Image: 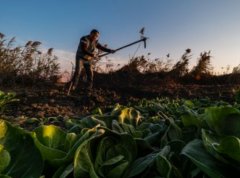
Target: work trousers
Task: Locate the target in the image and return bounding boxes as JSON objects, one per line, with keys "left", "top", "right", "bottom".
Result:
{"left": 71, "top": 57, "right": 94, "bottom": 90}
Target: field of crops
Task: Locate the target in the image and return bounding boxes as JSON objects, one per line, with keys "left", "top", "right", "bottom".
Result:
{"left": 1, "top": 90, "right": 240, "bottom": 178}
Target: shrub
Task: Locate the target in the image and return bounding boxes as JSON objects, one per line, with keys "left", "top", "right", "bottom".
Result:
{"left": 0, "top": 33, "right": 60, "bottom": 85}
{"left": 190, "top": 51, "right": 213, "bottom": 79}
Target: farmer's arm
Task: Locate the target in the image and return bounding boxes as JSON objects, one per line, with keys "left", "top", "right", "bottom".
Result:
{"left": 96, "top": 43, "right": 115, "bottom": 53}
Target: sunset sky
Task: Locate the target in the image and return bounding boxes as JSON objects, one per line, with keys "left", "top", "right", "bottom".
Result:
{"left": 1, "top": 0, "right": 240, "bottom": 73}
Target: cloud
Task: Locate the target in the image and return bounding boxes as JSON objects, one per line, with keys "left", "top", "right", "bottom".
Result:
{"left": 52, "top": 49, "right": 75, "bottom": 72}
{"left": 97, "top": 55, "right": 128, "bottom": 65}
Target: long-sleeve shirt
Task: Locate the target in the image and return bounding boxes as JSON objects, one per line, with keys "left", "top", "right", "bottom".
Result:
{"left": 76, "top": 35, "right": 112, "bottom": 60}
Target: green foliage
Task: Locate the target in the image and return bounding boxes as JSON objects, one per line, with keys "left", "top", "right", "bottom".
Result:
{"left": 234, "top": 89, "right": 240, "bottom": 103}
{"left": 111, "top": 104, "right": 142, "bottom": 126}
{"left": 215, "top": 136, "right": 240, "bottom": 162}
{"left": 182, "top": 105, "right": 240, "bottom": 178}
{"left": 0, "top": 91, "right": 19, "bottom": 114}
{"left": 0, "top": 120, "right": 43, "bottom": 178}
{"left": 74, "top": 128, "right": 137, "bottom": 178}
{"left": 181, "top": 139, "right": 235, "bottom": 178}
{"left": 0, "top": 144, "right": 11, "bottom": 173}
{"left": 1, "top": 98, "right": 240, "bottom": 177}
{"left": 32, "top": 125, "right": 78, "bottom": 167}
{"left": 204, "top": 106, "right": 240, "bottom": 137}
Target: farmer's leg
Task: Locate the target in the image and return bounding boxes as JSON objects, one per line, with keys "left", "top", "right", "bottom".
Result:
{"left": 71, "top": 58, "right": 82, "bottom": 90}
{"left": 84, "top": 63, "right": 94, "bottom": 90}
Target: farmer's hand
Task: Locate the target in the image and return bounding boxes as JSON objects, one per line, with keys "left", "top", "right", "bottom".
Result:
{"left": 110, "top": 49, "right": 116, "bottom": 54}
{"left": 92, "top": 52, "right": 98, "bottom": 58}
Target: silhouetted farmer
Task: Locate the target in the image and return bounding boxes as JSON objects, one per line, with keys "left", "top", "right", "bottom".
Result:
{"left": 70, "top": 29, "right": 115, "bottom": 92}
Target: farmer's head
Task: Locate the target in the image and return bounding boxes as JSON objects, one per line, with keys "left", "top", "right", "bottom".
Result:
{"left": 89, "top": 29, "right": 99, "bottom": 41}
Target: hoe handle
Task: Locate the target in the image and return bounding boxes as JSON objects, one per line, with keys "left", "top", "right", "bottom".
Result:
{"left": 99, "top": 37, "right": 148, "bottom": 57}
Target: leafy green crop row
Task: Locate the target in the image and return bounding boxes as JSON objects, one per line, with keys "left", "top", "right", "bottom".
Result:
{"left": 0, "top": 91, "right": 18, "bottom": 114}
{"left": 0, "top": 98, "right": 240, "bottom": 178}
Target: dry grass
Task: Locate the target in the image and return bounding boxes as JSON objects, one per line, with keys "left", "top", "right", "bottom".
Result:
{"left": 0, "top": 33, "right": 60, "bottom": 85}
